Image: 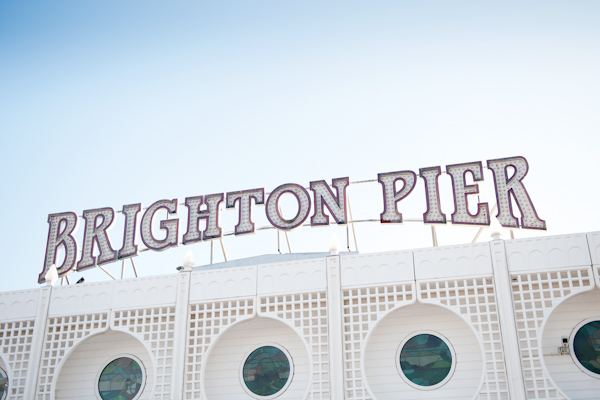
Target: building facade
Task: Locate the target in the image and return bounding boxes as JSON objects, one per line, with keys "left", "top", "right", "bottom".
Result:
{"left": 1, "top": 231, "right": 600, "bottom": 400}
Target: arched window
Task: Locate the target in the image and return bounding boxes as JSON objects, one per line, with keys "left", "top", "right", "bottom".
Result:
{"left": 397, "top": 332, "right": 455, "bottom": 389}
{"left": 0, "top": 367, "right": 8, "bottom": 400}
{"left": 241, "top": 345, "right": 293, "bottom": 398}
{"left": 97, "top": 356, "right": 145, "bottom": 400}
{"left": 572, "top": 320, "right": 600, "bottom": 377}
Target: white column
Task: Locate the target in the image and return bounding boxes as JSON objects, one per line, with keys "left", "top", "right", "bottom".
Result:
{"left": 170, "top": 271, "right": 192, "bottom": 400}
{"left": 23, "top": 286, "right": 51, "bottom": 399}
{"left": 489, "top": 238, "right": 527, "bottom": 400}
{"left": 326, "top": 255, "right": 344, "bottom": 400}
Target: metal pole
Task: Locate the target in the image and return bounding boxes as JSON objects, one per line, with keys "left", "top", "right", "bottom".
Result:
{"left": 121, "top": 260, "right": 125, "bottom": 279}
{"left": 97, "top": 265, "right": 117, "bottom": 280}
{"left": 472, "top": 204, "right": 498, "bottom": 243}
{"left": 285, "top": 231, "right": 292, "bottom": 253}
{"left": 347, "top": 194, "right": 359, "bottom": 252}
{"left": 346, "top": 224, "right": 350, "bottom": 252}
{"left": 277, "top": 202, "right": 292, "bottom": 253}
{"left": 277, "top": 230, "right": 282, "bottom": 254}
{"left": 471, "top": 227, "right": 484, "bottom": 244}
{"left": 210, "top": 240, "right": 214, "bottom": 264}
{"left": 130, "top": 258, "right": 139, "bottom": 278}
{"left": 219, "top": 237, "right": 228, "bottom": 262}
{"left": 431, "top": 225, "right": 439, "bottom": 247}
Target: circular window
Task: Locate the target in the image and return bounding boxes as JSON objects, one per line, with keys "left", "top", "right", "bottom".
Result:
{"left": 572, "top": 320, "right": 600, "bottom": 377}
{"left": 241, "top": 345, "right": 293, "bottom": 398}
{"left": 97, "top": 356, "right": 145, "bottom": 400}
{"left": 397, "top": 332, "right": 455, "bottom": 389}
{"left": 0, "top": 367, "right": 7, "bottom": 400}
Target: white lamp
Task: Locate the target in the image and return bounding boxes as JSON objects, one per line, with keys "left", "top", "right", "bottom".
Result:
{"left": 45, "top": 264, "right": 59, "bottom": 286}
{"left": 329, "top": 234, "right": 340, "bottom": 256}
{"left": 179, "top": 250, "right": 195, "bottom": 271}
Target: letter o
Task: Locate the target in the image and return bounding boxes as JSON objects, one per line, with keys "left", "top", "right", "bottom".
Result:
{"left": 266, "top": 184, "right": 311, "bottom": 230}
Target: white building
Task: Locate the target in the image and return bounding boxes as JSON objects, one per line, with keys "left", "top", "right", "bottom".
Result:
{"left": 1, "top": 231, "right": 600, "bottom": 400}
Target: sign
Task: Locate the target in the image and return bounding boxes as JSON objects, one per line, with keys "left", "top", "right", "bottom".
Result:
{"left": 39, "top": 156, "right": 545, "bottom": 283}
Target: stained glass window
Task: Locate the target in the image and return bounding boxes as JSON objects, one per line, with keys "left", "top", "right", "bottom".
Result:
{"left": 98, "top": 357, "right": 144, "bottom": 400}
{"left": 399, "top": 333, "right": 453, "bottom": 387}
{"left": 242, "top": 345, "right": 291, "bottom": 397}
{"left": 573, "top": 320, "right": 600, "bottom": 375}
{"left": 0, "top": 367, "right": 7, "bottom": 400}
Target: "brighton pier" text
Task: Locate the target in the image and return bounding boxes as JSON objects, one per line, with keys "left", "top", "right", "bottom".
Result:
{"left": 39, "top": 156, "right": 545, "bottom": 283}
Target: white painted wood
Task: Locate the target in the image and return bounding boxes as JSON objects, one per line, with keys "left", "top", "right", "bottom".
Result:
{"left": 414, "top": 242, "right": 493, "bottom": 280}
{"left": 340, "top": 250, "right": 414, "bottom": 287}
{"left": 586, "top": 232, "right": 600, "bottom": 265}
{"left": 190, "top": 266, "right": 257, "bottom": 301}
{"left": 326, "top": 255, "right": 345, "bottom": 400}
{"left": 23, "top": 286, "right": 51, "bottom": 400}
{"left": 203, "top": 317, "right": 310, "bottom": 400}
{"left": 542, "top": 290, "right": 600, "bottom": 400}
{"left": 54, "top": 330, "right": 153, "bottom": 400}
{"left": 2, "top": 231, "right": 600, "bottom": 399}
{"left": 112, "top": 274, "right": 178, "bottom": 309}
{"left": 258, "top": 259, "right": 327, "bottom": 294}
{"left": 170, "top": 272, "right": 192, "bottom": 400}
{"left": 505, "top": 233, "right": 591, "bottom": 273}
{"left": 363, "top": 302, "right": 483, "bottom": 399}
{"left": 490, "top": 239, "right": 527, "bottom": 400}
{"left": 0, "top": 288, "right": 39, "bottom": 321}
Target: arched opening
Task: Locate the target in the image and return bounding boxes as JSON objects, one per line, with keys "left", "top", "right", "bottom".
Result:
{"left": 54, "top": 330, "right": 153, "bottom": 400}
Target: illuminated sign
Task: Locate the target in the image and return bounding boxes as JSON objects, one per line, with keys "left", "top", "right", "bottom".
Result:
{"left": 39, "top": 156, "right": 545, "bottom": 283}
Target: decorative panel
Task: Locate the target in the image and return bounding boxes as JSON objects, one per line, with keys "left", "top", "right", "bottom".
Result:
{"left": 113, "top": 307, "right": 176, "bottom": 399}
{"left": 340, "top": 251, "right": 414, "bottom": 287}
{"left": 0, "top": 289, "right": 39, "bottom": 321}
{"left": 511, "top": 268, "right": 594, "bottom": 399}
{"left": 48, "top": 282, "right": 114, "bottom": 316}
{"left": 341, "top": 283, "right": 415, "bottom": 400}
{"left": 0, "top": 320, "right": 34, "bottom": 400}
{"left": 418, "top": 277, "right": 509, "bottom": 399}
{"left": 189, "top": 267, "right": 256, "bottom": 302}
{"left": 183, "top": 298, "right": 255, "bottom": 399}
{"left": 505, "top": 234, "right": 591, "bottom": 273}
{"left": 414, "top": 242, "right": 493, "bottom": 280}
{"left": 258, "top": 259, "right": 327, "bottom": 294}
{"left": 587, "top": 232, "right": 600, "bottom": 266}
{"left": 259, "top": 291, "right": 329, "bottom": 399}
{"left": 36, "top": 313, "right": 108, "bottom": 400}
{"left": 112, "top": 275, "right": 178, "bottom": 308}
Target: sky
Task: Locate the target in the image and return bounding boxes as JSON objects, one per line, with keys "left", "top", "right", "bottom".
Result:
{"left": 1, "top": 1, "right": 599, "bottom": 292}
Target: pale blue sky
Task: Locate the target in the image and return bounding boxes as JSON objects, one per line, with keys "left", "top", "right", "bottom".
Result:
{"left": 1, "top": 1, "right": 599, "bottom": 291}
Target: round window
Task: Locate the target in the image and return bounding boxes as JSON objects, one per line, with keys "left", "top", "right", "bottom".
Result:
{"left": 397, "top": 332, "right": 455, "bottom": 389}
{"left": 0, "top": 367, "right": 7, "bottom": 400}
{"left": 572, "top": 320, "right": 600, "bottom": 376}
{"left": 241, "top": 345, "right": 293, "bottom": 398}
{"left": 97, "top": 356, "right": 145, "bottom": 400}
